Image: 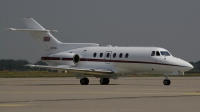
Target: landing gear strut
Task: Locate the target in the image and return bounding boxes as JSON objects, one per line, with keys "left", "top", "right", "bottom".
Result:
{"left": 80, "top": 78, "right": 89, "bottom": 85}
{"left": 100, "top": 78, "right": 110, "bottom": 85}
{"left": 163, "top": 75, "right": 171, "bottom": 85}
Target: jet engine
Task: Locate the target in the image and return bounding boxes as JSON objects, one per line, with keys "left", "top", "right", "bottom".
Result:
{"left": 41, "top": 53, "right": 80, "bottom": 66}
{"left": 61, "top": 53, "right": 80, "bottom": 65}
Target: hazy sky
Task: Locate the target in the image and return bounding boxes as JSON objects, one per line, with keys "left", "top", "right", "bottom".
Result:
{"left": 0, "top": 0, "right": 200, "bottom": 63}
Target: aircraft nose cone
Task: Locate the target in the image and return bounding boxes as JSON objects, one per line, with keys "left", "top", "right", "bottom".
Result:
{"left": 187, "top": 63, "right": 194, "bottom": 69}
{"left": 183, "top": 61, "right": 194, "bottom": 71}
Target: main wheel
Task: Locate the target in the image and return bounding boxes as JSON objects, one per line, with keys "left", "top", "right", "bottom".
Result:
{"left": 100, "top": 78, "right": 110, "bottom": 85}
{"left": 80, "top": 78, "right": 89, "bottom": 85}
{"left": 163, "top": 79, "right": 171, "bottom": 85}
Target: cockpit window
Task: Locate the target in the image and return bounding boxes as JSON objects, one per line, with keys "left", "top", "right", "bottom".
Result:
{"left": 160, "top": 51, "right": 171, "bottom": 56}
{"left": 156, "top": 51, "right": 160, "bottom": 56}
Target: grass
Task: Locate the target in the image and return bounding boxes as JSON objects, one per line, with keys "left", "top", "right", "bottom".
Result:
{"left": 0, "top": 71, "right": 200, "bottom": 78}
{"left": 0, "top": 71, "right": 73, "bottom": 78}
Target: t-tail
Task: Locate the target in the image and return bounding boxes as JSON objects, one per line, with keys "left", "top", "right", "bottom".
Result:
{"left": 5, "top": 17, "right": 99, "bottom": 56}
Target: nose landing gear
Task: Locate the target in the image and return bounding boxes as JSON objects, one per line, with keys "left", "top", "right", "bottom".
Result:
{"left": 163, "top": 75, "right": 171, "bottom": 85}
{"left": 163, "top": 79, "right": 171, "bottom": 85}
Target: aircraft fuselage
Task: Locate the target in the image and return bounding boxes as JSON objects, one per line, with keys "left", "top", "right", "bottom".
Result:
{"left": 42, "top": 46, "right": 192, "bottom": 76}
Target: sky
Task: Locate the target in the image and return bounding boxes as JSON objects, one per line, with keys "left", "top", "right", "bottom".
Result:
{"left": 0, "top": 0, "right": 200, "bottom": 63}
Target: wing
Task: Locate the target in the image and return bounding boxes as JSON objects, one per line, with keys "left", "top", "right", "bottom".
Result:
{"left": 25, "top": 64, "right": 114, "bottom": 75}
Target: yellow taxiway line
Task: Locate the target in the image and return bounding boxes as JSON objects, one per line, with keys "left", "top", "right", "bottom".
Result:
{"left": 0, "top": 104, "right": 29, "bottom": 107}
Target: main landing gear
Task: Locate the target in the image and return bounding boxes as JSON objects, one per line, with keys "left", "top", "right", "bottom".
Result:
{"left": 163, "top": 75, "right": 171, "bottom": 85}
{"left": 80, "top": 78, "right": 110, "bottom": 85}
{"left": 100, "top": 78, "right": 110, "bottom": 85}
{"left": 80, "top": 78, "right": 89, "bottom": 85}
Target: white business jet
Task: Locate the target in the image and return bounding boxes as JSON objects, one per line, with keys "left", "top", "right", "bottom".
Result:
{"left": 5, "top": 18, "right": 193, "bottom": 85}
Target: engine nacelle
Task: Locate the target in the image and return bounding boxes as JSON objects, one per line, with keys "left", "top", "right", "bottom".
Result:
{"left": 41, "top": 53, "right": 80, "bottom": 66}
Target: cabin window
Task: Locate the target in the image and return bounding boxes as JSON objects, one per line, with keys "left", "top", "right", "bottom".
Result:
{"left": 106, "top": 53, "right": 110, "bottom": 58}
{"left": 119, "top": 53, "right": 123, "bottom": 58}
{"left": 93, "top": 53, "right": 97, "bottom": 57}
{"left": 156, "top": 51, "right": 160, "bottom": 56}
{"left": 100, "top": 53, "right": 103, "bottom": 57}
{"left": 151, "top": 51, "right": 155, "bottom": 56}
{"left": 125, "top": 53, "right": 129, "bottom": 58}
{"left": 160, "top": 51, "right": 171, "bottom": 56}
{"left": 113, "top": 53, "right": 116, "bottom": 58}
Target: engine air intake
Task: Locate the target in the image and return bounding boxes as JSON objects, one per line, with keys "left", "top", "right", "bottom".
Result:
{"left": 73, "top": 54, "right": 80, "bottom": 64}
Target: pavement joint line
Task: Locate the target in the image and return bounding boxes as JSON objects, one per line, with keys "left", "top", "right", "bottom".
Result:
{"left": 0, "top": 95, "right": 199, "bottom": 104}
{"left": 1, "top": 91, "right": 200, "bottom": 95}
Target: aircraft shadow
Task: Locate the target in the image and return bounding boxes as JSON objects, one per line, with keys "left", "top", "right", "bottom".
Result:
{"left": 20, "top": 84, "right": 120, "bottom": 86}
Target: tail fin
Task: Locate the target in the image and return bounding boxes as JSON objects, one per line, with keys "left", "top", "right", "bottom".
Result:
{"left": 23, "top": 18, "right": 45, "bottom": 30}
{"left": 5, "top": 18, "right": 99, "bottom": 56}
{"left": 6, "top": 18, "right": 62, "bottom": 55}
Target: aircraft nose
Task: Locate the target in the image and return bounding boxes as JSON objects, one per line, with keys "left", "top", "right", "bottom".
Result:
{"left": 187, "top": 62, "right": 194, "bottom": 69}
{"left": 183, "top": 61, "right": 194, "bottom": 71}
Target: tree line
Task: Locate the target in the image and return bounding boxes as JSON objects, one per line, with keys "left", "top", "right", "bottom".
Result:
{"left": 189, "top": 61, "right": 200, "bottom": 72}
{"left": 0, "top": 59, "right": 47, "bottom": 71}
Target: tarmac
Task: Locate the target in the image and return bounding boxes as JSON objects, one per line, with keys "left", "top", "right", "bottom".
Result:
{"left": 0, "top": 77, "right": 200, "bottom": 112}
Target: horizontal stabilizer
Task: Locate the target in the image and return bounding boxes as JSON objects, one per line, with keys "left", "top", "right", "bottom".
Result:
{"left": 4, "top": 28, "right": 58, "bottom": 33}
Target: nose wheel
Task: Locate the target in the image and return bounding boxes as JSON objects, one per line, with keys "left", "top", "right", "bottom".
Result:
{"left": 163, "top": 75, "right": 171, "bottom": 85}
{"left": 100, "top": 78, "right": 110, "bottom": 85}
{"left": 163, "top": 79, "right": 171, "bottom": 85}
{"left": 80, "top": 78, "right": 89, "bottom": 85}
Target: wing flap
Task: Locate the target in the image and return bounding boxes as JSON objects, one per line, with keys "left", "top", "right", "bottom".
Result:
{"left": 25, "top": 64, "right": 114, "bottom": 75}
